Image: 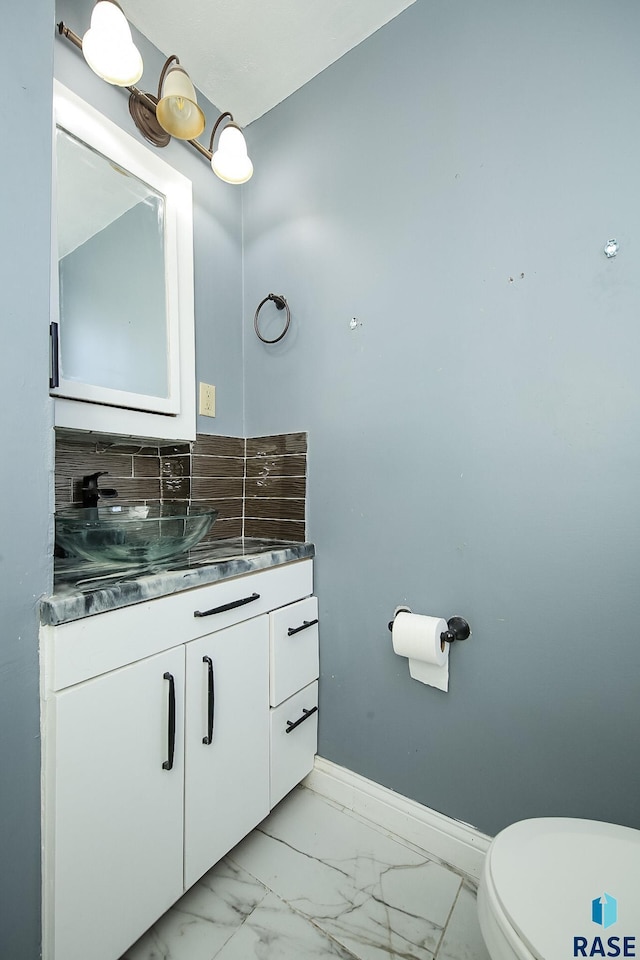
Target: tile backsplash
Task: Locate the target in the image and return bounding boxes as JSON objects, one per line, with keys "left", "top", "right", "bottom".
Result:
{"left": 245, "top": 433, "right": 307, "bottom": 542}
{"left": 55, "top": 431, "right": 307, "bottom": 543}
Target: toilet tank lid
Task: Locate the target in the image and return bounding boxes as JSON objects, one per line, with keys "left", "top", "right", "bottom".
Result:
{"left": 489, "top": 818, "right": 640, "bottom": 960}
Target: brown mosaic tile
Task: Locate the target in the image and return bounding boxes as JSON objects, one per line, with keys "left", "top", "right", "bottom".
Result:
{"left": 56, "top": 446, "right": 134, "bottom": 480}
{"left": 193, "top": 435, "right": 245, "bottom": 458}
{"left": 244, "top": 476, "right": 306, "bottom": 499}
{"left": 203, "top": 517, "right": 243, "bottom": 540}
{"left": 55, "top": 430, "right": 93, "bottom": 447}
{"left": 188, "top": 498, "right": 243, "bottom": 521}
{"left": 244, "top": 498, "right": 306, "bottom": 521}
{"left": 192, "top": 456, "right": 244, "bottom": 479}
{"left": 136, "top": 446, "right": 162, "bottom": 456}
{"left": 192, "top": 477, "right": 244, "bottom": 500}
{"left": 244, "top": 518, "right": 306, "bottom": 542}
{"left": 55, "top": 431, "right": 306, "bottom": 543}
{"left": 246, "top": 433, "right": 307, "bottom": 457}
{"left": 161, "top": 477, "right": 191, "bottom": 499}
{"left": 245, "top": 455, "right": 306, "bottom": 480}
{"left": 99, "top": 442, "right": 160, "bottom": 455}
{"left": 55, "top": 477, "right": 73, "bottom": 509}
{"left": 133, "top": 456, "right": 161, "bottom": 478}
{"left": 161, "top": 455, "right": 191, "bottom": 479}
{"left": 158, "top": 443, "right": 191, "bottom": 456}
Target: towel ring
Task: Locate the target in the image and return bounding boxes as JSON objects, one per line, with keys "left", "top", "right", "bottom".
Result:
{"left": 254, "top": 293, "right": 291, "bottom": 344}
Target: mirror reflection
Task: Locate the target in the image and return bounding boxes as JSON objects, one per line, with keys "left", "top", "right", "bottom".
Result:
{"left": 55, "top": 127, "right": 169, "bottom": 399}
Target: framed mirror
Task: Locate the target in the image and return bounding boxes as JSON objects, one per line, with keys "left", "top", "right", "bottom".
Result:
{"left": 51, "top": 82, "right": 195, "bottom": 437}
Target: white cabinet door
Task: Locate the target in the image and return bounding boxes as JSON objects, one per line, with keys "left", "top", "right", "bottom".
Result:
{"left": 47, "top": 646, "right": 185, "bottom": 960}
{"left": 184, "top": 617, "right": 270, "bottom": 889}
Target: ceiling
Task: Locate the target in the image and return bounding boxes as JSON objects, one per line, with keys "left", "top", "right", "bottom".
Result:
{"left": 124, "top": 0, "right": 417, "bottom": 127}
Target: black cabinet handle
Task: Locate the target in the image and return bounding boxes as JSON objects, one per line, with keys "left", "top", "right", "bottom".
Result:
{"left": 287, "top": 618, "right": 319, "bottom": 637}
{"left": 202, "top": 656, "right": 215, "bottom": 745}
{"left": 285, "top": 706, "right": 318, "bottom": 734}
{"left": 49, "top": 322, "right": 60, "bottom": 389}
{"left": 162, "top": 672, "right": 176, "bottom": 770}
{"left": 194, "top": 592, "right": 260, "bottom": 618}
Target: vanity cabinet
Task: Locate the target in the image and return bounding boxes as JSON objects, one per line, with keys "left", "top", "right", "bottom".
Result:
{"left": 41, "top": 559, "right": 316, "bottom": 960}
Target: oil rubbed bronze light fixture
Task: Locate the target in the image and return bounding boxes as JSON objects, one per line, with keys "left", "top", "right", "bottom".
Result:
{"left": 57, "top": 0, "right": 253, "bottom": 184}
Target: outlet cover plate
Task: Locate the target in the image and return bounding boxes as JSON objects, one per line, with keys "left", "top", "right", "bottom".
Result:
{"left": 199, "top": 382, "right": 216, "bottom": 417}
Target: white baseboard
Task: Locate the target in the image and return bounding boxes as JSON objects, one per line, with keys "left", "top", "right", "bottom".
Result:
{"left": 303, "top": 756, "right": 491, "bottom": 882}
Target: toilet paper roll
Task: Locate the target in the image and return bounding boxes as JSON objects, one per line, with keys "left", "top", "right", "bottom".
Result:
{"left": 391, "top": 612, "right": 449, "bottom": 692}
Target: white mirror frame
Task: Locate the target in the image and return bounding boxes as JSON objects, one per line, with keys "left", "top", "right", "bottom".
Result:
{"left": 51, "top": 81, "right": 196, "bottom": 442}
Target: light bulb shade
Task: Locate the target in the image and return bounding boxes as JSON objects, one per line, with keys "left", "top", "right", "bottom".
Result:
{"left": 211, "top": 124, "right": 253, "bottom": 184}
{"left": 82, "top": 0, "right": 143, "bottom": 86}
{"left": 156, "top": 65, "right": 205, "bottom": 139}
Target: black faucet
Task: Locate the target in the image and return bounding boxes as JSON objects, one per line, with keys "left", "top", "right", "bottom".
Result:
{"left": 81, "top": 472, "right": 119, "bottom": 508}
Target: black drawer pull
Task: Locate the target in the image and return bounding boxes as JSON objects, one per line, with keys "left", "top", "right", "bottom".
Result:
{"left": 202, "top": 656, "right": 215, "bottom": 745}
{"left": 194, "top": 592, "right": 260, "bottom": 618}
{"left": 162, "top": 672, "right": 176, "bottom": 770}
{"left": 285, "top": 706, "right": 318, "bottom": 734}
{"left": 287, "top": 618, "right": 319, "bottom": 637}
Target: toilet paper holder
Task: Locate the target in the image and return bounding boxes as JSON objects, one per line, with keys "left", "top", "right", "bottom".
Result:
{"left": 387, "top": 607, "right": 471, "bottom": 644}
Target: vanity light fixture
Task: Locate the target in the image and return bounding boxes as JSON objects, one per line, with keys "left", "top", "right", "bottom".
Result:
{"left": 209, "top": 113, "right": 254, "bottom": 184}
{"left": 128, "top": 54, "right": 206, "bottom": 147}
{"left": 155, "top": 57, "right": 206, "bottom": 140}
{"left": 57, "top": 13, "right": 253, "bottom": 185}
{"left": 81, "top": 0, "right": 143, "bottom": 86}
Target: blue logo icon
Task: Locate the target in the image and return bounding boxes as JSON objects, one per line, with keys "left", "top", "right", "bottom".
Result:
{"left": 592, "top": 894, "right": 618, "bottom": 930}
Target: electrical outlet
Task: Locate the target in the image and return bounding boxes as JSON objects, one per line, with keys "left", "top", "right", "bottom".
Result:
{"left": 199, "top": 382, "right": 216, "bottom": 417}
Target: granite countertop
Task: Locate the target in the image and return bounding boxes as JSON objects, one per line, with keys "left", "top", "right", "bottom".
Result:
{"left": 41, "top": 538, "right": 315, "bottom": 627}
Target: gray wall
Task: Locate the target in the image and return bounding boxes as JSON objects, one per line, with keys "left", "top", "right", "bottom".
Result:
{"left": 0, "top": 0, "right": 54, "bottom": 955}
{"left": 0, "top": 3, "right": 244, "bottom": 953}
{"left": 243, "top": 0, "right": 640, "bottom": 836}
{"left": 56, "top": 0, "right": 245, "bottom": 437}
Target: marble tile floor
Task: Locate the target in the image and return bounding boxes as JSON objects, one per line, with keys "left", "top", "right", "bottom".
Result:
{"left": 121, "top": 785, "right": 491, "bottom": 960}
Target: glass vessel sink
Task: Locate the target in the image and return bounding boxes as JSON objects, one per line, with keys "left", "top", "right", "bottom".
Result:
{"left": 55, "top": 504, "right": 219, "bottom": 565}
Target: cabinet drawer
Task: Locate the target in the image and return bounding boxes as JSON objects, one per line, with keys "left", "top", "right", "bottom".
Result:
{"left": 45, "top": 560, "right": 313, "bottom": 691}
{"left": 270, "top": 681, "right": 318, "bottom": 808}
{"left": 269, "top": 597, "right": 319, "bottom": 707}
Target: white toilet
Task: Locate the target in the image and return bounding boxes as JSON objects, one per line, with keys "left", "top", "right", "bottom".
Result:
{"left": 478, "top": 817, "right": 640, "bottom": 960}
